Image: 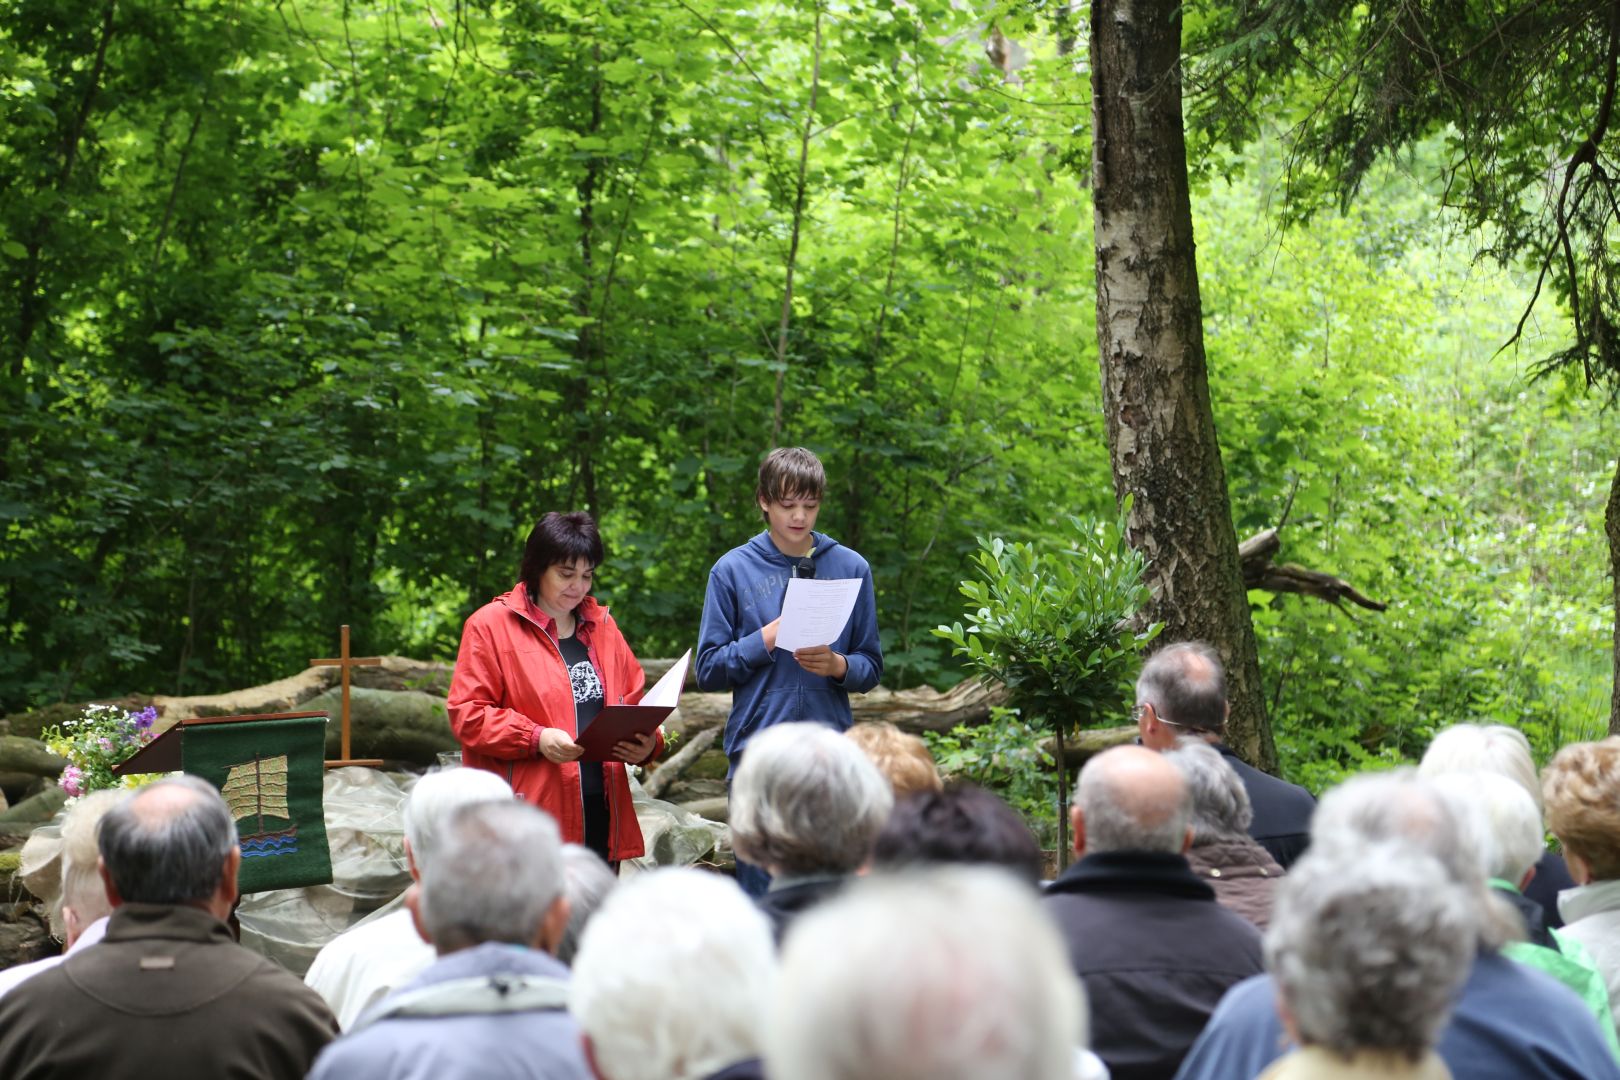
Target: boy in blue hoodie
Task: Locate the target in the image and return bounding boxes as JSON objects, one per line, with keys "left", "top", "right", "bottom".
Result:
{"left": 697, "top": 447, "right": 883, "bottom": 893}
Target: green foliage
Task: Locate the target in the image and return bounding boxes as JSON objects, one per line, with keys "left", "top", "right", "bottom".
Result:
{"left": 923, "top": 708, "right": 1060, "bottom": 849}
{"left": 933, "top": 508, "right": 1161, "bottom": 734}
{"left": 0, "top": 0, "right": 1101, "bottom": 709}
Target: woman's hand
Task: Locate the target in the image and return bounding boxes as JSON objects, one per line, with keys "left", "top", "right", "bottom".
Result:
{"left": 611, "top": 731, "right": 658, "bottom": 764}
{"left": 538, "top": 727, "right": 585, "bottom": 763}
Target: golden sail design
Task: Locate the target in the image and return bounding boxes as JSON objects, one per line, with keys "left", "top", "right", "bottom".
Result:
{"left": 222, "top": 754, "right": 298, "bottom": 859}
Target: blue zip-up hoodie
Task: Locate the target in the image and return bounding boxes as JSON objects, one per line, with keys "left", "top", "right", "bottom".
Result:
{"left": 696, "top": 530, "right": 882, "bottom": 761}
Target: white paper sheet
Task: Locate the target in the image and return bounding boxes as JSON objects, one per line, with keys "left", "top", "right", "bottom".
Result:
{"left": 641, "top": 648, "right": 692, "bottom": 708}
{"left": 775, "top": 578, "right": 862, "bottom": 652}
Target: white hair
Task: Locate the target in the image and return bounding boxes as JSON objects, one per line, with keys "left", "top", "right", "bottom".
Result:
{"left": 55, "top": 789, "right": 122, "bottom": 936}
{"left": 403, "top": 767, "right": 514, "bottom": 869}
{"left": 571, "top": 869, "right": 775, "bottom": 1080}
{"left": 419, "top": 800, "right": 563, "bottom": 952}
{"left": 1267, "top": 845, "right": 1474, "bottom": 1061}
{"left": 765, "top": 867, "right": 1085, "bottom": 1080}
{"left": 1309, "top": 768, "right": 1519, "bottom": 950}
{"left": 729, "top": 723, "right": 894, "bottom": 876}
{"left": 1428, "top": 772, "right": 1545, "bottom": 887}
{"left": 1420, "top": 724, "right": 1543, "bottom": 813}
{"left": 1165, "top": 738, "right": 1253, "bottom": 843}
{"left": 556, "top": 843, "right": 619, "bottom": 966}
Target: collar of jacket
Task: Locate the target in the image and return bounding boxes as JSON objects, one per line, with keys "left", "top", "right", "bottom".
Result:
{"left": 104, "top": 902, "right": 234, "bottom": 945}
{"left": 499, "top": 584, "right": 602, "bottom": 644}
{"left": 1188, "top": 837, "right": 1283, "bottom": 879}
{"left": 1559, "top": 876, "right": 1620, "bottom": 924}
{"left": 747, "top": 530, "right": 832, "bottom": 565}
{"left": 1046, "top": 850, "right": 1216, "bottom": 901}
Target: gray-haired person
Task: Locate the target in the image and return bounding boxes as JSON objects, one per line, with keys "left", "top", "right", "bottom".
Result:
{"left": 1135, "top": 642, "right": 1315, "bottom": 868}
{"left": 1260, "top": 845, "right": 1474, "bottom": 1079}
{"left": 308, "top": 800, "right": 590, "bottom": 1080}
{"left": 1165, "top": 740, "right": 1284, "bottom": 928}
{"left": 572, "top": 868, "right": 775, "bottom": 1080}
{"left": 1176, "top": 769, "right": 1620, "bottom": 1080}
{"left": 728, "top": 722, "right": 894, "bottom": 942}
{"left": 1043, "top": 745, "right": 1263, "bottom": 1080}
{"left": 306, "top": 766, "right": 515, "bottom": 1027}
{"left": 766, "top": 866, "right": 1104, "bottom": 1080}
{"left": 0, "top": 776, "right": 338, "bottom": 1080}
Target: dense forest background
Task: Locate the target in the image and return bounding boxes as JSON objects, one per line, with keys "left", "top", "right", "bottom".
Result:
{"left": 3, "top": 0, "right": 1614, "bottom": 786}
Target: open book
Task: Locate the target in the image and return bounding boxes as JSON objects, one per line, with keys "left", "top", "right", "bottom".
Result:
{"left": 575, "top": 648, "right": 690, "bottom": 763}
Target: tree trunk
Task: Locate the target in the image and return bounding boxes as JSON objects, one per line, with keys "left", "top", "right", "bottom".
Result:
{"left": 1088, "top": 0, "right": 1275, "bottom": 771}
{"left": 1609, "top": 457, "right": 1620, "bottom": 736}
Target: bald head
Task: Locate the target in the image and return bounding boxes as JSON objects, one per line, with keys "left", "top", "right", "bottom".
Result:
{"left": 1074, "top": 746, "right": 1194, "bottom": 856}
{"left": 98, "top": 775, "right": 239, "bottom": 913}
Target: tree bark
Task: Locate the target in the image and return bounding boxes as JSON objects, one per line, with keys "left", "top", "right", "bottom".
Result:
{"left": 1609, "top": 457, "right": 1620, "bottom": 736}
{"left": 1089, "top": 0, "right": 1275, "bottom": 771}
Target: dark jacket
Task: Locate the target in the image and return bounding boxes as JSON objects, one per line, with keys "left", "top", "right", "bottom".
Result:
{"left": 705, "top": 1060, "right": 766, "bottom": 1080}
{"left": 756, "top": 875, "right": 846, "bottom": 944}
{"left": 1186, "top": 837, "right": 1284, "bottom": 929}
{"left": 1044, "top": 850, "right": 1264, "bottom": 1080}
{"left": 696, "top": 531, "right": 882, "bottom": 760}
{"left": 1525, "top": 850, "right": 1577, "bottom": 930}
{"left": 0, "top": 902, "right": 337, "bottom": 1080}
{"left": 1214, "top": 743, "right": 1316, "bottom": 869}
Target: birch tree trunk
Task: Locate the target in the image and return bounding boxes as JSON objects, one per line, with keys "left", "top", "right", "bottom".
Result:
{"left": 1088, "top": 0, "right": 1276, "bottom": 771}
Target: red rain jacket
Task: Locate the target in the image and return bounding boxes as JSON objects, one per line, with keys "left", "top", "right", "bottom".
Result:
{"left": 447, "top": 584, "right": 661, "bottom": 861}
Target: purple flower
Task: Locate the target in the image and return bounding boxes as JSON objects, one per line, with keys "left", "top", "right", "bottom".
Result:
{"left": 97, "top": 736, "right": 113, "bottom": 751}
{"left": 134, "top": 707, "right": 157, "bottom": 732}
{"left": 61, "top": 765, "right": 84, "bottom": 798}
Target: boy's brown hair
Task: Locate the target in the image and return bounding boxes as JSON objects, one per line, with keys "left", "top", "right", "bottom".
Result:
{"left": 757, "top": 447, "right": 826, "bottom": 513}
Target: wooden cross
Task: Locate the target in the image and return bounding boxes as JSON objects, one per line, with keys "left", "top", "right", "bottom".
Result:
{"left": 311, "top": 624, "right": 384, "bottom": 768}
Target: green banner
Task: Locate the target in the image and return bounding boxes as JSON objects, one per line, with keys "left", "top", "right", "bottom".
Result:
{"left": 183, "top": 717, "right": 333, "bottom": 894}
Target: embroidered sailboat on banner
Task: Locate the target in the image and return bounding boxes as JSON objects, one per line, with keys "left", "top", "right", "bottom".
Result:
{"left": 222, "top": 754, "right": 299, "bottom": 859}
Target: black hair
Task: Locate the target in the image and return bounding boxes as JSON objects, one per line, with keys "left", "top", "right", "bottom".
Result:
{"left": 869, "top": 784, "right": 1044, "bottom": 885}
{"left": 519, "top": 512, "right": 605, "bottom": 602}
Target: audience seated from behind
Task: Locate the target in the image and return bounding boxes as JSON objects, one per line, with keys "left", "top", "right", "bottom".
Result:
{"left": 1543, "top": 737, "right": 1620, "bottom": 1036}
{"left": 1044, "top": 745, "right": 1264, "bottom": 1080}
{"left": 0, "top": 789, "right": 121, "bottom": 999}
{"left": 728, "top": 722, "right": 893, "bottom": 942}
{"left": 765, "top": 866, "right": 1106, "bottom": 1080}
{"left": 844, "top": 721, "right": 943, "bottom": 798}
{"left": 1164, "top": 740, "right": 1284, "bottom": 929}
{"left": 308, "top": 801, "right": 590, "bottom": 1080}
{"left": 1174, "top": 770, "right": 1620, "bottom": 1080}
{"left": 0, "top": 776, "right": 338, "bottom": 1080}
{"left": 868, "top": 782, "right": 1045, "bottom": 886}
{"left": 1420, "top": 722, "right": 1577, "bottom": 928}
{"left": 305, "top": 767, "right": 515, "bottom": 1027}
{"left": 1259, "top": 844, "right": 1474, "bottom": 1079}
{"left": 571, "top": 868, "right": 774, "bottom": 1080}
{"left": 1427, "top": 770, "right": 1620, "bottom": 1054}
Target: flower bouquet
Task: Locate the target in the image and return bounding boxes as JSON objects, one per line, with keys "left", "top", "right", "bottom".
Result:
{"left": 41, "top": 704, "right": 163, "bottom": 802}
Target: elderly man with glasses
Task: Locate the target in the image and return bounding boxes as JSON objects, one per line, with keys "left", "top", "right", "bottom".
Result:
{"left": 1134, "top": 643, "right": 1316, "bottom": 869}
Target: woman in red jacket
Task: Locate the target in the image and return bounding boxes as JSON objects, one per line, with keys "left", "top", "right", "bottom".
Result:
{"left": 447, "top": 512, "right": 662, "bottom": 866}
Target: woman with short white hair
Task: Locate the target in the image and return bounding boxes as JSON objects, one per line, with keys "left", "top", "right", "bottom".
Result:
{"left": 1261, "top": 846, "right": 1474, "bottom": 1079}
{"left": 1420, "top": 722, "right": 1575, "bottom": 927}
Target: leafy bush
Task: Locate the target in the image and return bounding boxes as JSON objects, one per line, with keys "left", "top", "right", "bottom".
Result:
{"left": 924, "top": 709, "right": 1059, "bottom": 849}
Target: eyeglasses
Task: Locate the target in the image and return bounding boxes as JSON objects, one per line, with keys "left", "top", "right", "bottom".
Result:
{"left": 792, "top": 556, "right": 816, "bottom": 580}
{"left": 1130, "top": 703, "right": 1187, "bottom": 728}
